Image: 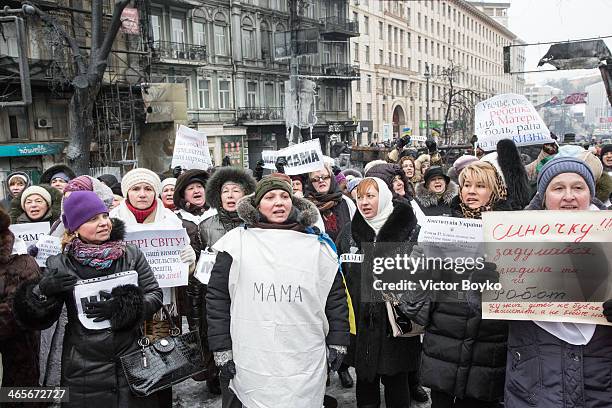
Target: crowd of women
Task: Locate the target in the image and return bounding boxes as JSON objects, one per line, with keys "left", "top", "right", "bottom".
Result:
{"left": 0, "top": 139, "right": 611, "bottom": 408}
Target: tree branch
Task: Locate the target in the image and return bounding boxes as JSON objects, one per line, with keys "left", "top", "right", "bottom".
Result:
{"left": 91, "top": 0, "right": 103, "bottom": 55}
{"left": 24, "top": 3, "right": 87, "bottom": 75}
{"left": 94, "top": 0, "right": 130, "bottom": 75}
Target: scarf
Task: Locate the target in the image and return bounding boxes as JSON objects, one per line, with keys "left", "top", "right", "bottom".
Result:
{"left": 308, "top": 190, "right": 343, "bottom": 213}
{"left": 359, "top": 177, "right": 394, "bottom": 236}
{"left": 459, "top": 169, "right": 508, "bottom": 219}
{"left": 66, "top": 237, "right": 126, "bottom": 270}
{"left": 163, "top": 201, "right": 176, "bottom": 210}
{"left": 252, "top": 207, "right": 305, "bottom": 232}
{"left": 218, "top": 208, "right": 243, "bottom": 231}
{"left": 126, "top": 199, "right": 157, "bottom": 223}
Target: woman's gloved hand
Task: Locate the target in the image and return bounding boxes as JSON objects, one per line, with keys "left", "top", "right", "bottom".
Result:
{"left": 180, "top": 246, "right": 197, "bottom": 273}
{"left": 327, "top": 345, "right": 347, "bottom": 371}
{"left": 38, "top": 269, "right": 77, "bottom": 297}
{"left": 214, "top": 350, "right": 236, "bottom": 379}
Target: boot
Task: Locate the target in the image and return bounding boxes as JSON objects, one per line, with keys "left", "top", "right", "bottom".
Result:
{"left": 410, "top": 385, "right": 429, "bottom": 403}
{"left": 207, "top": 377, "right": 222, "bottom": 395}
{"left": 323, "top": 395, "right": 338, "bottom": 408}
{"left": 338, "top": 368, "right": 354, "bottom": 388}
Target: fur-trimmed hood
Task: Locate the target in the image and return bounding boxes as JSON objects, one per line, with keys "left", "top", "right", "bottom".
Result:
{"left": 40, "top": 164, "right": 76, "bottom": 184}
{"left": 351, "top": 197, "right": 417, "bottom": 244}
{"left": 205, "top": 167, "right": 257, "bottom": 210}
{"left": 109, "top": 218, "right": 126, "bottom": 242}
{"left": 236, "top": 193, "right": 320, "bottom": 228}
{"left": 10, "top": 184, "right": 63, "bottom": 224}
{"left": 415, "top": 181, "right": 458, "bottom": 208}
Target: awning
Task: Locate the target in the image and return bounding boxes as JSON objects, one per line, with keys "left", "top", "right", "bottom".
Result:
{"left": 0, "top": 143, "right": 64, "bottom": 157}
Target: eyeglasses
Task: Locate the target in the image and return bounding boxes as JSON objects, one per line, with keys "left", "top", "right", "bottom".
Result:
{"left": 310, "top": 175, "right": 331, "bottom": 183}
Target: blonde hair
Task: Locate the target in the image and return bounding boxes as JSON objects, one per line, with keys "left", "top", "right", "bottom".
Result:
{"left": 308, "top": 164, "right": 332, "bottom": 178}
{"left": 61, "top": 230, "right": 77, "bottom": 251}
{"left": 459, "top": 161, "right": 504, "bottom": 201}
{"left": 355, "top": 177, "right": 379, "bottom": 198}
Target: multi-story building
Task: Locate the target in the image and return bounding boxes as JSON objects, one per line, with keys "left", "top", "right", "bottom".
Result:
{"left": 350, "top": 0, "right": 525, "bottom": 144}
{"left": 524, "top": 83, "right": 563, "bottom": 106}
{"left": 585, "top": 81, "right": 612, "bottom": 137}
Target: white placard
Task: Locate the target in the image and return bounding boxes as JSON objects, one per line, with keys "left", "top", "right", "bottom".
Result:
{"left": 124, "top": 225, "right": 190, "bottom": 288}
{"left": 261, "top": 139, "right": 325, "bottom": 175}
{"left": 9, "top": 222, "right": 50, "bottom": 247}
{"left": 417, "top": 216, "right": 484, "bottom": 259}
{"left": 171, "top": 125, "right": 213, "bottom": 170}
{"left": 74, "top": 270, "right": 139, "bottom": 330}
{"left": 194, "top": 248, "right": 217, "bottom": 285}
{"left": 34, "top": 234, "right": 62, "bottom": 267}
{"left": 474, "top": 93, "right": 554, "bottom": 151}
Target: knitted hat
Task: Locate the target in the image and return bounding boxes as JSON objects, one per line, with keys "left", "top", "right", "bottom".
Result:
{"left": 62, "top": 191, "right": 109, "bottom": 233}
{"left": 347, "top": 177, "right": 363, "bottom": 193}
{"left": 161, "top": 177, "right": 177, "bottom": 192}
{"left": 335, "top": 172, "right": 347, "bottom": 185}
{"left": 64, "top": 175, "right": 94, "bottom": 194}
{"left": 7, "top": 171, "right": 30, "bottom": 187}
{"left": 254, "top": 173, "right": 293, "bottom": 206}
{"left": 21, "top": 186, "right": 52, "bottom": 209}
{"left": 453, "top": 155, "right": 479, "bottom": 174}
{"left": 121, "top": 168, "right": 162, "bottom": 197}
{"left": 51, "top": 172, "right": 71, "bottom": 183}
{"left": 537, "top": 157, "right": 595, "bottom": 199}
{"left": 423, "top": 166, "right": 450, "bottom": 187}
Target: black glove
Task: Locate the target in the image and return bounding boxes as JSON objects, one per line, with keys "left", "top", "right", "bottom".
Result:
{"left": 84, "top": 290, "right": 115, "bottom": 322}
{"left": 327, "top": 345, "right": 347, "bottom": 372}
{"left": 39, "top": 269, "right": 77, "bottom": 297}
{"left": 27, "top": 244, "right": 39, "bottom": 257}
{"left": 603, "top": 299, "right": 612, "bottom": 323}
{"left": 396, "top": 135, "right": 410, "bottom": 149}
{"left": 222, "top": 156, "right": 231, "bottom": 166}
{"left": 331, "top": 165, "right": 342, "bottom": 176}
{"left": 85, "top": 285, "right": 144, "bottom": 330}
{"left": 254, "top": 159, "right": 265, "bottom": 181}
{"left": 172, "top": 166, "right": 183, "bottom": 178}
{"left": 471, "top": 262, "right": 499, "bottom": 284}
{"left": 275, "top": 156, "right": 288, "bottom": 174}
{"left": 214, "top": 351, "right": 236, "bottom": 379}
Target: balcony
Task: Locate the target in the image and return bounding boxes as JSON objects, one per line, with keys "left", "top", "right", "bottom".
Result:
{"left": 318, "top": 110, "right": 351, "bottom": 122}
{"left": 321, "top": 63, "right": 360, "bottom": 81}
{"left": 237, "top": 107, "right": 285, "bottom": 124}
{"left": 152, "top": 41, "right": 207, "bottom": 65}
{"left": 188, "top": 110, "right": 236, "bottom": 124}
{"left": 319, "top": 16, "right": 359, "bottom": 38}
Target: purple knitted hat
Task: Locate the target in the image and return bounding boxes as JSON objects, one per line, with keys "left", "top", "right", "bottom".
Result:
{"left": 62, "top": 191, "right": 109, "bottom": 232}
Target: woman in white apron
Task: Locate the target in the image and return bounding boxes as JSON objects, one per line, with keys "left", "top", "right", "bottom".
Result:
{"left": 206, "top": 173, "right": 350, "bottom": 408}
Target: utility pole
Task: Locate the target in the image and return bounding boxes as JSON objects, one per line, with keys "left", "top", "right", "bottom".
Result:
{"left": 424, "top": 62, "right": 431, "bottom": 140}
{"left": 288, "top": 0, "right": 300, "bottom": 146}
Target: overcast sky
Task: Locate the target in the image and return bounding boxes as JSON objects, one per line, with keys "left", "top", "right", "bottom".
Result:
{"left": 506, "top": 0, "right": 610, "bottom": 84}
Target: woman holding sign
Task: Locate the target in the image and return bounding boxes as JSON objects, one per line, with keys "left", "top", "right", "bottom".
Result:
{"left": 505, "top": 156, "right": 612, "bottom": 408}
{"left": 13, "top": 191, "right": 163, "bottom": 407}
{"left": 206, "top": 173, "right": 349, "bottom": 408}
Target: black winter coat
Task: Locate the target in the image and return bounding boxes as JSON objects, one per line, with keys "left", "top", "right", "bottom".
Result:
{"left": 414, "top": 181, "right": 458, "bottom": 216}
{"left": 13, "top": 221, "right": 163, "bottom": 408}
{"left": 336, "top": 198, "right": 422, "bottom": 382}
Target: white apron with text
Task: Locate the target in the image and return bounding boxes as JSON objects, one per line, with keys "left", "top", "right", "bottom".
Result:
{"left": 213, "top": 228, "right": 338, "bottom": 408}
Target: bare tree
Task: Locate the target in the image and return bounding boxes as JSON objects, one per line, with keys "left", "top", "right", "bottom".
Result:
{"left": 24, "top": 0, "right": 129, "bottom": 175}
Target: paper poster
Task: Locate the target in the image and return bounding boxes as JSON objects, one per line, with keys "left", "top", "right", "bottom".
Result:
{"left": 194, "top": 248, "right": 217, "bottom": 285}
{"left": 124, "top": 225, "right": 190, "bottom": 288}
{"left": 171, "top": 125, "right": 213, "bottom": 170}
{"left": 417, "top": 215, "right": 484, "bottom": 259}
{"left": 261, "top": 139, "right": 325, "bottom": 175}
{"left": 9, "top": 222, "right": 50, "bottom": 246}
{"left": 34, "top": 234, "right": 62, "bottom": 267}
{"left": 474, "top": 93, "right": 554, "bottom": 151}
{"left": 74, "top": 270, "right": 138, "bottom": 330}
{"left": 481, "top": 211, "right": 612, "bottom": 325}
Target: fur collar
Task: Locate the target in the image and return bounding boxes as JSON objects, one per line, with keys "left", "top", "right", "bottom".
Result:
{"left": 109, "top": 218, "right": 126, "bottom": 241}
{"left": 236, "top": 193, "right": 320, "bottom": 228}
{"left": 415, "top": 181, "right": 458, "bottom": 208}
{"left": 351, "top": 198, "right": 416, "bottom": 245}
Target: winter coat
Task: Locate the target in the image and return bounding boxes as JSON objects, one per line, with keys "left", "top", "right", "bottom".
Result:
{"left": 414, "top": 181, "right": 459, "bottom": 216}
{"left": 206, "top": 194, "right": 350, "bottom": 353}
{"left": 400, "top": 197, "right": 511, "bottom": 402}
{"left": 109, "top": 198, "right": 181, "bottom": 227}
{"left": 12, "top": 219, "right": 163, "bottom": 408}
{"left": 0, "top": 216, "right": 41, "bottom": 395}
{"left": 336, "top": 197, "right": 422, "bottom": 382}
{"left": 10, "top": 184, "right": 62, "bottom": 225}
{"left": 595, "top": 171, "right": 612, "bottom": 205}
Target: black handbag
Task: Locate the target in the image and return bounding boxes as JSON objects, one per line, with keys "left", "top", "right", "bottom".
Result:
{"left": 120, "top": 306, "right": 208, "bottom": 396}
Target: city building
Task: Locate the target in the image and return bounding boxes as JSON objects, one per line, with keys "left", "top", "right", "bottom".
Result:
{"left": 524, "top": 83, "right": 563, "bottom": 106}
{"left": 350, "top": 0, "right": 525, "bottom": 145}
{"left": 585, "top": 81, "right": 612, "bottom": 137}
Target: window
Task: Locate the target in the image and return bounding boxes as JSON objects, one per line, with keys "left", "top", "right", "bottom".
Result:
{"left": 379, "top": 49, "right": 383, "bottom": 64}
{"left": 150, "top": 13, "right": 162, "bottom": 42}
{"left": 353, "top": 11, "right": 358, "bottom": 22}
{"left": 355, "top": 103, "right": 361, "bottom": 119}
{"left": 242, "top": 18, "right": 255, "bottom": 59}
{"left": 364, "top": 16, "right": 369, "bottom": 35}
{"left": 356, "top": 77, "right": 361, "bottom": 92}
{"left": 378, "top": 22, "right": 383, "bottom": 39}
{"left": 9, "top": 116, "right": 19, "bottom": 139}
{"left": 367, "top": 75, "right": 372, "bottom": 93}
{"left": 388, "top": 51, "right": 392, "bottom": 65}
{"left": 194, "top": 22, "right": 206, "bottom": 46}
{"left": 382, "top": 103, "right": 386, "bottom": 121}
{"left": 354, "top": 43, "right": 359, "bottom": 62}
{"left": 260, "top": 22, "right": 272, "bottom": 59}
{"left": 214, "top": 24, "right": 227, "bottom": 55}
{"left": 418, "top": 36, "right": 422, "bottom": 52}
{"left": 365, "top": 45, "right": 370, "bottom": 63}
{"left": 424, "top": 39, "right": 427, "bottom": 54}
{"left": 197, "top": 78, "right": 211, "bottom": 109}
{"left": 338, "top": 89, "right": 346, "bottom": 111}
{"left": 246, "top": 82, "right": 257, "bottom": 107}
{"left": 325, "top": 88, "right": 334, "bottom": 110}
{"left": 171, "top": 17, "right": 185, "bottom": 44}
{"left": 280, "top": 83, "right": 285, "bottom": 108}
{"left": 218, "top": 79, "right": 231, "bottom": 109}
{"left": 366, "top": 103, "right": 372, "bottom": 119}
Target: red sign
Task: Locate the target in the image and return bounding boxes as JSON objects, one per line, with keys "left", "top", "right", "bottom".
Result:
{"left": 599, "top": 117, "right": 612, "bottom": 123}
{"left": 120, "top": 8, "right": 140, "bottom": 34}
{"left": 564, "top": 92, "right": 588, "bottom": 105}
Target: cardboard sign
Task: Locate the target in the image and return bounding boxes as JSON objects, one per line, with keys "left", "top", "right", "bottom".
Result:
{"left": 124, "top": 225, "right": 190, "bottom": 288}
{"left": 34, "top": 234, "right": 62, "bottom": 267}
{"left": 74, "top": 271, "right": 138, "bottom": 330}
{"left": 474, "top": 93, "right": 554, "bottom": 151}
{"left": 261, "top": 139, "right": 325, "bottom": 175}
{"left": 481, "top": 211, "right": 612, "bottom": 325}
{"left": 171, "top": 125, "right": 212, "bottom": 170}
{"left": 9, "top": 222, "right": 50, "bottom": 247}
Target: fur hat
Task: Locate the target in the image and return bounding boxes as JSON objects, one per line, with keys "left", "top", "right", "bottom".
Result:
{"left": 21, "top": 186, "right": 52, "bottom": 209}
{"left": 205, "top": 167, "right": 257, "bottom": 210}
{"left": 40, "top": 164, "right": 76, "bottom": 184}
{"left": 121, "top": 168, "right": 162, "bottom": 197}
{"left": 453, "top": 155, "right": 479, "bottom": 175}
{"left": 423, "top": 166, "right": 450, "bottom": 187}
{"left": 173, "top": 169, "right": 209, "bottom": 210}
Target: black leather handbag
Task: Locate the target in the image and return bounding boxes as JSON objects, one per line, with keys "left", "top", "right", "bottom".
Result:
{"left": 120, "top": 306, "right": 208, "bottom": 396}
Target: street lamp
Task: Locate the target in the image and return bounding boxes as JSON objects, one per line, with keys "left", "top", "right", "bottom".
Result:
{"left": 424, "top": 62, "right": 431, "bottom": 140}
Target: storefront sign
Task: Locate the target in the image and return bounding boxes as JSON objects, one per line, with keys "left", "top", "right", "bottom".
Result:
{"left": 0, "top": 143, "right": 63, "bottom": 157}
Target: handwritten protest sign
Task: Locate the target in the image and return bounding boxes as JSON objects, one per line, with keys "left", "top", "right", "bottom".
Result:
{"left": 171, "top": 125, "right": 212, "bottom": 170}
{"left": 9, "top": 222, "right": 50, "bottom": 247}
{"left": 482, "top": 211, "right": 612, "bottom": 325}
{"left": 261, "top": 139, "right": 324, "bottom": 175}
{"left": 124, "top": 225, "right": 190, "bottom": 288}
{"left": 474, "top": 94, "right": 554, "bottom": 151}
{"left": 417, "top": 215, "right": 484, "bottom": 259}
{"left": 34, "top": 234, "right": 62, "bottom": 267}
{"left": 74, "top": 271, "right": 138, "bottom": 330}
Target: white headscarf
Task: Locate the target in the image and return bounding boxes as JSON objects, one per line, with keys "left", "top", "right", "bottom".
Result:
{"left": 358, "top": 177, "right": 393, "bottom": 236}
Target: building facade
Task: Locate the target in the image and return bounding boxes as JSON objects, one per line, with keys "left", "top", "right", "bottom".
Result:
{"left": 349, "top": 0, "right": 525, "bottom": 145}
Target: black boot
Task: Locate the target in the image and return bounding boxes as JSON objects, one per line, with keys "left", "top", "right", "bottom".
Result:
{"left": 207, "top": 377, "right": 222, "bottom": 395}
{"left": 338, "top": 368, "right": 354, "bottom": 388}
{"left": 410, "top": 385, "right": 429, "bottom": 403}
{"left": 323, "top": 395, "right": 338, "bottom": 408}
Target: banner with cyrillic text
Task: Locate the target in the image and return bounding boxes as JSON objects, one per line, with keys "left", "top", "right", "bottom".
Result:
{"left": 171, "top": 125, "right": 213, "bottom": 170}
{"left": 261, "top": 139, "right": 325, "bottom": 175}
{"left": 124, "top": 225, "right": 190, "bottom": 288}
{"left": 481, "top": 211, "right": 612, "bottom": 326}
{"left": 9, "top": 222, "right": 50, "bottom": 247}
{"left": 34, "top": 234, "right": 62, "bottom": 267}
